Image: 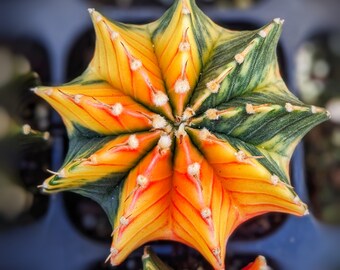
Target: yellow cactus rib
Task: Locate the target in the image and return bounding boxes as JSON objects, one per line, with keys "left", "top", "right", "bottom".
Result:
{"left": 34, "top": 82, "right": 158, "bottom": 136}
{"left": 187, "top": 127, "right": 307, "bottom": 216}
{"left": 36, "top": 0, "right": 329, "bottom": 269}
{"left": 41, "top": 131, "right": 161, "bottom": 192}
{"left": 150, "top": 0, "right": 221, "bottom": 117}
{"left": 88, "top": 9, "right": 173, "bottom": 120}
{"left": 173, "top": 129, "right": 307, "bottom": 265}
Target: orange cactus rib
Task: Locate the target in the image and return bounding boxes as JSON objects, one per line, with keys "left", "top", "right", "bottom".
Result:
{"left": 36, "top": 0, "right": 329, "bottom": 269}
{"left": 111, "top": 144, "right": 173, "bottom": 265}
{"left": 172, "top": 134, "right": 231, "bottom": 269}
{"left": 108, "top": 133, "right": 237, "bottom": 269}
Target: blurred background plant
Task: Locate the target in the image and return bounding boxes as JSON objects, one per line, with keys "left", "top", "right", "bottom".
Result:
{"left": 0, "top": 47, "right": 51, "bottom": 229}
{"left": 296, "top": 32, "right": 340, "bottom": 225}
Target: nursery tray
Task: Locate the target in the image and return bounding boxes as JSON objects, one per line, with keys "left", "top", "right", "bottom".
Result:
{"left": 0, "top": 0, "right": 339, "bottom": 269}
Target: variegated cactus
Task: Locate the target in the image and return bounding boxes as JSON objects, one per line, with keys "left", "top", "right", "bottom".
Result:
{"left": 142, "top": 246, "right": 173, "bottom": 270}
{"left": 241, "top": 256, "right": 269, "bottom": 270}
{"left": 34, "top": 0, "right": 329, "bottom": 269}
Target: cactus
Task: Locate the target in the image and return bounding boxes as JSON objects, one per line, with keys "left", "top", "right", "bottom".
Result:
{"left": 34, "top": 0, "right": 329, "bottom": 269}
{"left": 241, "top": 256, "right": 269, "bottom": 270}
{"left": 142, "top": 246, "right": 173, "bottom": 270}
{"left": 141, "top": 246, "right": 268, "bottom": 270}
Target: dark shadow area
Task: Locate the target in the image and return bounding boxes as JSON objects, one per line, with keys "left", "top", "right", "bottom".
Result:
{"left": 230, "top": 212, "right": 287, "bottom": 241}
{"left": 63, "top": 192, "right": 112, "bottom": 242}
{"left": 83, "top": 0, "right": 264, "bottom": 9}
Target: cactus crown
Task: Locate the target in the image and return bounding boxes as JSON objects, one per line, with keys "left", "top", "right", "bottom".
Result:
{"left": 35, "top": 0, "right": 329, "bottom": 269}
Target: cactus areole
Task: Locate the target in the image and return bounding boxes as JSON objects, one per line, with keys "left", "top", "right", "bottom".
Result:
{"left": 35, "top": 1, "right": 329, "bottom": 269}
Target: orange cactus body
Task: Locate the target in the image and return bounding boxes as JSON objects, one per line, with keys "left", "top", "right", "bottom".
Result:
{"left": 35, "top": 0, "right": 329, "bottom": 269}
